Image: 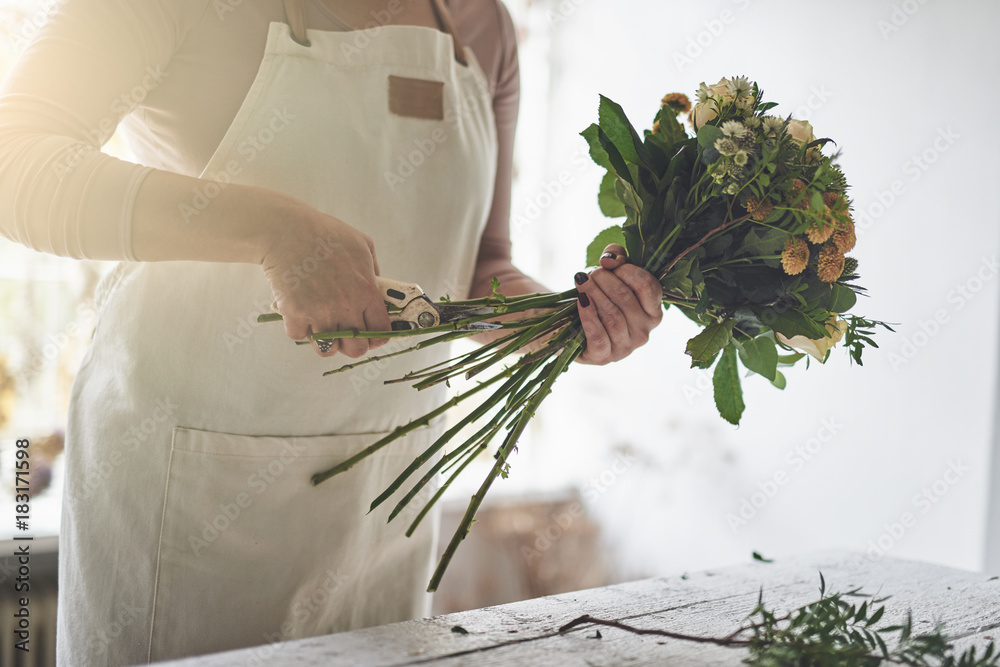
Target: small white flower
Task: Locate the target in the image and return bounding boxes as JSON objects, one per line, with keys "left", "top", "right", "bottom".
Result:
{"left": 734, "top": 150, "right": 749, "bottom": 166}
{"left": 724, "top": 182, "right": 740, "bottom": 195}
{"left": 721, "top": 120, "right": 747, "bottom": 138}
{"left": 743, "top": 116, "right": 761, "bottom": 129}
{"left": 761, "top": 116, "right": 785, "bottom": 134}
{"left": 714, "top": 137, "right": 738, "bottom": 156}
{"left": 727, "top": 76, "right": 752, "bottom": 100}
{"left": 696, "top": 82, "right": 714, "bottom": 105}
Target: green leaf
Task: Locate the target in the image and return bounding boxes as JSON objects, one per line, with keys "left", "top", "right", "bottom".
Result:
{"left": 652, "top": 107, "right": 688, "bottom": 146}
{"left": 828, "top": 284, "right": 858, "bottom": 313}
{"left": 713, "top": 345, "right": 745, "bottom": 425}
{"left": 810, "top": 191, "right": 825, "bottom": 213}
{"left": 686, "top": 319, "right": 735, "bottom": 366}
{"left": 597, "top": 126, "right": 635, "bottom": 187}
{"left": 598, "top": 95, "right": 642, "bottom": 166}
{"left": 737, "top": 335, "right": 778, "bottom": 382}
{"left": 697, "top": 124, "right": 724, "bottom": 150}
{"left": 764, "top": 309, "right": 827, "bottom": 340}
{"left": 770, "top": 370, "right": 786, "bottom": 389}
{"left": 586, "top": 226, "right": 625, "bottom": 267}
{"left": 581, "top": 124, "right": 612, "bottom": 170}
{"left": 752, "top": 551, "right": 774, "bottom": 563}
{"left": 598, "top": 172, "right": 626, "bottom": 218}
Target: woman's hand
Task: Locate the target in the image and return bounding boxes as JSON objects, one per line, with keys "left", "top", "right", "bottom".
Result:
{"left": 574, "top": 244, "right": 663, "bottom": 365}
{"left": 258, "top": 203, "right": 391, "bottom": 358}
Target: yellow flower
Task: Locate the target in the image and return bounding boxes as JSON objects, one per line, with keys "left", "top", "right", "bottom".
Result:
{"left": 777, "top": 318, "right": 848, "bottom": 363}
{"left": 652, "top": 119, "right": 661, "bottom": 134}
{"left": 781, "top": 237, "right": 809, "bottom": 275}
{"left": 817, "top": 242, "right": 846, "bottom": 282}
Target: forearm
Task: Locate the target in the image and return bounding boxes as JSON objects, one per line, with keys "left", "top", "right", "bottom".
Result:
{"left": 130, "top": 169, "right": 303, "bottom": 264}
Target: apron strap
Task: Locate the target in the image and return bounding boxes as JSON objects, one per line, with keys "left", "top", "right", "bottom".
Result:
{"left": 283, "top": 0, "right": 311, "bottom": 47}
{"left": 429, "top": 0, "right": 469, "bottom": 67}
{"left": 283, "top": 0, "right": 468, "bottom": 66}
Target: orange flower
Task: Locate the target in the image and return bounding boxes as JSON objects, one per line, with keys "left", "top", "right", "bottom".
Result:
{"left": 744, "top": 195, "right": 775, "bottom": 222}
{"left": 781, "top": 237, "right": 809, "bottom": 275}
{"left": 788, "top": 178, "right": 809, "bottom": 210}
{"left": 817, "top": 242, "right": 846, "bottom": 282}
{"left": 831, "top": 218, "right": 857, "bottom": 253}
{"left": 806, "top": 222, "right": 834, "bottom": 245}
{"left": 661, "top": 92, "right": 692, "bottom": 114}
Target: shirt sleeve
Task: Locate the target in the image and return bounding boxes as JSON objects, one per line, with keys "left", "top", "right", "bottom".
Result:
{"left": 0, "top": 0, "right": 211, "bottom": 260}
{"left": 475, "top": 0, "right": 519, "bottom": 267}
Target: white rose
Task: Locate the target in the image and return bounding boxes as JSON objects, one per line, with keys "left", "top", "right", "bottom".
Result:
{"left": 776, "top": 318, "right": 848, "bottom": 363}
{"left": 692, "top": 79, "right": 733, "bottom": 129}
{"left": 786, "top": 119, "right": 816, "bottom": 145}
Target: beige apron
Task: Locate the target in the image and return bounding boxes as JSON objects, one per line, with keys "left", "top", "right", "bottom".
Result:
{"left": 57, "top": 1, "right": 497, "bottom": 663}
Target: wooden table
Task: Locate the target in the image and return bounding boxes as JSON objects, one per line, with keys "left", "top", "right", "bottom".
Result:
{"left": 156, "top": 550, "right": 1000, "bottom": 665}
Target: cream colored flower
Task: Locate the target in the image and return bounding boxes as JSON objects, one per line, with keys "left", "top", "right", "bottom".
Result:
{"left": 777, "top": 318, "right": 848, "bottom": 363}
{"left": 786, "top": 119, "right": 815, "bottom": 145}
{"left": 692, "top": 78, "right": 733, "bottom": 129}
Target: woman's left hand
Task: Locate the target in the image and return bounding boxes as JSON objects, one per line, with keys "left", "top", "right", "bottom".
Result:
{"left": 574, "top": 244, "right": 663, "bottom": 365}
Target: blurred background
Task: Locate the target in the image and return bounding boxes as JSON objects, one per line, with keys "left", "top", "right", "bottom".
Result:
{"left": 1, "top": 0, "right": 999, "bottom": 651}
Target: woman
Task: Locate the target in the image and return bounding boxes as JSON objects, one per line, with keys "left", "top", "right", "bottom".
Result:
{"left": 0, "top": 0, "right": 662, "bottom": 663}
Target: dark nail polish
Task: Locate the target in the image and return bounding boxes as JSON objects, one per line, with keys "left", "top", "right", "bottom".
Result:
{"left": 574, "top": 272, "right": 589, "bottom": 285}
{"left": 578, "top": 293, "right": 591, "bottom": 308}
{"left": 601, "top": 251, "right": 617, "bottom": 260}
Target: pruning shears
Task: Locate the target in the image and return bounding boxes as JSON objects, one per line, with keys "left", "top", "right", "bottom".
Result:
{"left": 377, "top": 277, "right": 500, "bottom": 332}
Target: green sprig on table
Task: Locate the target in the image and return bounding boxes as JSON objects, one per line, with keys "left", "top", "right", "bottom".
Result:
{"left": 559, "top": 575, "right": 999, "bottom": 666}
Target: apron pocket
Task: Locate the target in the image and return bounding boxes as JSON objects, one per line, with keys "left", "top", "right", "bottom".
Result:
{"left": 148, "top": 426, "right": 440, "bottom": 661}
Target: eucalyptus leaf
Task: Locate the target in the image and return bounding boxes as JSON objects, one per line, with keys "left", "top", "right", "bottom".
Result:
{"left": 828, "top": 283, "right": 858, "bottom": 313}
{"left": 770, "top": 370, "right": 787, "bottom": 390}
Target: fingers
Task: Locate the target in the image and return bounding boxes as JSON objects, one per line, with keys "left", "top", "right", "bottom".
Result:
{"left": 599, "top": 243, "right": 627, "bottom": 271}
{"left": 574, "top": 245, "right": 663, "bottom": 365}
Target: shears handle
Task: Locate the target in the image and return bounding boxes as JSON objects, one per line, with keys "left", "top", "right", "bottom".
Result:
{"left": 377, "top": 277, "right": 441, "bottom": 330}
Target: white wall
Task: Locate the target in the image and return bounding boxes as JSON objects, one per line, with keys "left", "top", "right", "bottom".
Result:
{"left": 473, "top": 0, "right": 1000, "bottom": 580}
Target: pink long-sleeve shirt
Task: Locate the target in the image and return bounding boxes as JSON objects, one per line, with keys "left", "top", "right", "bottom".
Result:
{"left": 0, "top": 0, "right": 519, "bottom": 262}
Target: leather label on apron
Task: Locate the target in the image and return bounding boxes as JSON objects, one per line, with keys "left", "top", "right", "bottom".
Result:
{"left": 388, "top": 75, "right": 445, "bottom": 120}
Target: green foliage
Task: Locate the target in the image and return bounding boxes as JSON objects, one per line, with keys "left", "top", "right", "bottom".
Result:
{"left": 741, "top": 579, "right": 999, "bottom": 667}
{"left": 844, "top": 316, "right": 895, "bottom": 366}
{"left": 586, "top": 226, "right": 626, "bottom": 267}
{"left": 713, "top": 344, "right": 745, "bottom": 425}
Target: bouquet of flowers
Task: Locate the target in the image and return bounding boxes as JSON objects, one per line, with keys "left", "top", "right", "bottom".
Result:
{"left": 262, "top": 76, "right": 889, "bottom": 590}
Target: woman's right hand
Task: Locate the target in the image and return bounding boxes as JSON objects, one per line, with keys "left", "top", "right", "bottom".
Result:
{"left": 258, "top": 203, "right": 391, "bottom": 358}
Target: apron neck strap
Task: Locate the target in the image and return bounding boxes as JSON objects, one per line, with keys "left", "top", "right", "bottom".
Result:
{"left": 429, "top": 0, "right": 469, "bottom": 67}
{"left": 283, "top": 0, "right": 310, "bottom": 47}
{"left": 282, "top": 0, "right": 468, "bottom": 66}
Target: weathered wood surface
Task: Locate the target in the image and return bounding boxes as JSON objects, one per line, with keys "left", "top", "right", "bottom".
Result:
{"left": 154, "top": 550, "right": 1000, "bottom": 666}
